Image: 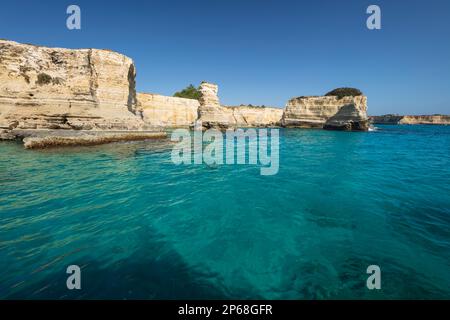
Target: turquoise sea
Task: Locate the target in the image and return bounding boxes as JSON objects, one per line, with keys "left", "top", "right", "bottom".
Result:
{"left": 0, "top": 125, "right": 449, "bottom": 299}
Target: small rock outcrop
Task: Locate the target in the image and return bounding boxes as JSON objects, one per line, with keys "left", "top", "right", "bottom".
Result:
{"left": 0, "top": 40, "right": 148, "bottom": 134}
{"left": 281, "top": 95, "right": 368, "bottom": 131}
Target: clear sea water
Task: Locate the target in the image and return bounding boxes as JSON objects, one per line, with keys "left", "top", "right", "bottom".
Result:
{"left": 0, "top": 125, "right": 449, "bottom": 299}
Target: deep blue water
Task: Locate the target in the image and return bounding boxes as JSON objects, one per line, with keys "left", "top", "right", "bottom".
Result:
{"left": 0, "top": 125, "right": 449, "bottom": 299}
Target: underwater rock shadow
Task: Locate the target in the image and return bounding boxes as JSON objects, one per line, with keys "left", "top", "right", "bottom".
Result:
{"left": 4, "top": 224, "right": 239, "bottom": 300}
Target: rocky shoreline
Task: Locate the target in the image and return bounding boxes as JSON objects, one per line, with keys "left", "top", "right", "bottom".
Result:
{"left": 1, "top": 39, "right": 373, "bottom": 148}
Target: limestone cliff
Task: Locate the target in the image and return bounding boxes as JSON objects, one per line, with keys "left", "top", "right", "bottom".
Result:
{"left": 281, "top": 95, "right": 368, "bottom": 130}
{"left": 226, "top": 106, "right": 283, "bottom": 127}
{"left": 0, "top": 40, "right": 148, "bottom": 132}
{"left": 400, "top": 115, "right": 450, "bottom": 125}
{"left": 370, "top": 114, "right": 450, "bottom": 125}
{"left": 196, "top": 82, "right": 283, "bottom": 129}
{"left": 0, "top": 40, "right": 371, "bottom": 139}
{"left": 137, "top": 93, "right": 199, "bottom": 127}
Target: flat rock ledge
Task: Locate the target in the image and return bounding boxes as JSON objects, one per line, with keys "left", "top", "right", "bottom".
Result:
{"left": 10, "top": 130, "right": 167, "bottom": 149}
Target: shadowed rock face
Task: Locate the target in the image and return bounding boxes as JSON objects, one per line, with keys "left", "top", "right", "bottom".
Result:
{"left": 369, "top": 114, "right": 404, "bottom": 124}
{"left": 324, "top": 103, "right": 369, "bottom": 131}
{"left": 0, "top": 40, "right": 148, "bottom": 131}
{"left": 281, "top": 95, "right": 368, "bottom": 131}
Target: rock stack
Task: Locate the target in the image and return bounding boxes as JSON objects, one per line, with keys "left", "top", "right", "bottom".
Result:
{"left": 281, "top": 95, "right": 369, "bottom": 131}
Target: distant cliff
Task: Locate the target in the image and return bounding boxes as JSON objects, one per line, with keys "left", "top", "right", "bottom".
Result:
{"left": 370, "top": 115, "right": 450, "bottom": 125}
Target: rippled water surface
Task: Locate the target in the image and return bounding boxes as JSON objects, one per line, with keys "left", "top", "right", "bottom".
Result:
{"left": 1, "top": 125, "right": 449, "bottom": 299}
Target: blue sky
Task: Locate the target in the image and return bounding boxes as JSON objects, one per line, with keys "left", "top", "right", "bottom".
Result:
{"left": 1, "top": 0, "right": 449, "bottom": 115}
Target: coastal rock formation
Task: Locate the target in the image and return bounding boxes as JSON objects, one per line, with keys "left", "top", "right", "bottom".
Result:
{"left": 196, "top": 82, "right": 283, "bottom": 129}
{"left": 196, "top": 82, "right": 235, "bottom": 129}
{"left": 370, "top": 114, "right": 450, "bottom": 125}
{"left": 137, "top": 93, "right": 199, "bottom": 127}
{"left": 0, "top": 40, "right": 148, "bottom": 134}
{"left": 281, "top": 95, "right": 368, "bottom": 130}
{"left": 0, "top": 39, "right": 372, "bottom": 144}
{"left": 324, "top": 102, "right": 369, "bottom": 131}
{"left": 22, "top": 131, "right": 167, "bottom": 149}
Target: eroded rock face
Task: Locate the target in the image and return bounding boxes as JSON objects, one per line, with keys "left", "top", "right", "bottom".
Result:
{"left": 196, "top": 82, "right": 283, "bottom": 129}
{"left": 137, "top": 93, "right": 199, "bottom": 127}
{"left": 0, "top": 40, "right": 148, "bottom": 132}
{"left": 281, "top": 95, "right": 368, "bottom": 130}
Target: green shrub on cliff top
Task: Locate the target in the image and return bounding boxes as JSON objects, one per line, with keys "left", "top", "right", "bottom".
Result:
{"left": 325, "top": 87, "right": 362, "bottom": 99}
{"left": 173, "top": 84, "right": 201, "bottom": 100}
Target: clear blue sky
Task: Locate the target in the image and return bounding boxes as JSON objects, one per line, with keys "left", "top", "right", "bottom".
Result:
{"left": 1, "top": 0, "right": 449, "bottom": 115}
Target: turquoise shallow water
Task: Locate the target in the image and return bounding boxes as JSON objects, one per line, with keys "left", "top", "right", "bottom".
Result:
{"left": 0, "top": 125, "right": 449, "bottom": 299}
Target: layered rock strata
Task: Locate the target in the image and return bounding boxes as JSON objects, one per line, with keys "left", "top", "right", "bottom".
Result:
{"left": 0, "top": 40, "right": 149, "bottom": 135}
{"left": 281, "top": 95, "right": 368, "bottom": 130}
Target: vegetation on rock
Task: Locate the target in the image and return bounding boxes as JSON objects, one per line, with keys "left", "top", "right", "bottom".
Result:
{"left": 173, "top": 84, "right": 201, "bottom": 100}
{"left": 325, "top": 87, "right": 362, "bottom": 99}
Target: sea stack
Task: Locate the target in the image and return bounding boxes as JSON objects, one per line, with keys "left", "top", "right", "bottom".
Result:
{"left": 281, "top": 88, "right": 369, "bottom": 131}
{"left": 323, "top": 96, "right": 369, "bottom": 131}
{"left": 196, "top": 82, "right": 235, "bottom": 130}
